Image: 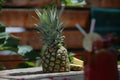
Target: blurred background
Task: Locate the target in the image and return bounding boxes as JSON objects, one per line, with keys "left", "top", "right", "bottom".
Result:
{"left": 0, "top": 0, "right": 120, "bottom": 70}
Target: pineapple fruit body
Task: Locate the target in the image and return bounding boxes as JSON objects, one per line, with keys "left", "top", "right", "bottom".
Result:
{"left": 42, "top": 45, "right": 70, "bottom": 73}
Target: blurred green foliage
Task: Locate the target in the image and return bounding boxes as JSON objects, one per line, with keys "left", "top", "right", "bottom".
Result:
{"left": 0, "top": 0, "right": 3, "bottom": 10}
{"left": 60, "top": 0, "right": 86, "bottom": 7}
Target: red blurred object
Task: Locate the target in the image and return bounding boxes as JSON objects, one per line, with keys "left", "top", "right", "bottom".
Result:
{"left": 84, "top": 40, "right": 119, "bottom": 80}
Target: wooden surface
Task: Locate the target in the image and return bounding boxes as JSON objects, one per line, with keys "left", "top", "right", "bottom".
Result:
{"left": 0, "top": 55, "right": 24, "bottom": 70}
{"left": 0, "top": 67, "right": 84, "bottom": 80}
{"left": 0, "top": 9, "right": 90, "bottom": 29}
{"left": 0, "top": 66, "right": 120, "bottom": 80}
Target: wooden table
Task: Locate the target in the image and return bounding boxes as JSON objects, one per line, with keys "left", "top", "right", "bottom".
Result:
{"left": 0, "top": 66, "right": 120, "bottom": 80}
{"left": 0, "top": 67, "right": 84, "bottom": 80}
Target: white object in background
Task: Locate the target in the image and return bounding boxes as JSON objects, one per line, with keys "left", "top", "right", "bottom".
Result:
{"left": 71, "top": 0, "right": 86, "bottom": 5}
{"left": 71, "top": 0, "right": 78, "bottom": 3}
{"left": 5, "top": 27, "right": 26, "bottom": 33}
{"left": 0, "top": 50, "right": 16, "bottom": 55}
{"left": 76, "top": 24, "right": 87, "bottom": 36}
{"left": 90, "top": 18, "right": 96, "bottom": 34}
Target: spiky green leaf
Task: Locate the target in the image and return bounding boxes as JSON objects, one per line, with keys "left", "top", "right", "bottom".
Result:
{"left": 35, "top": 6, "right": 64, "bottom": 47}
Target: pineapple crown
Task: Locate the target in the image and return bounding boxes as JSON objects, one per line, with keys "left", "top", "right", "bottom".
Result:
{"left": 35, "top": 6, "right": 65, "bottom": 47}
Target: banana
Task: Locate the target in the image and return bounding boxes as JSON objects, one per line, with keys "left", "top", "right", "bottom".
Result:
{"left": 70, "top": 57, "right": 84, "bottom": 71}
{"left": 70, "top": 64, "right": 83, "bottom": 71}
{"left": 72, "top": 57, "right": 84, "bottom": 66}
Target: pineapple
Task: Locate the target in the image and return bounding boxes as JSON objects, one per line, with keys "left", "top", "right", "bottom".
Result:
{"left": 35, "top": 6, "right": 70, "bottom": 73}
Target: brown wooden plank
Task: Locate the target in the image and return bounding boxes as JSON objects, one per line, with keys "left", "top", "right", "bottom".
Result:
{"left": 0, "top": 55, "right": 24, "bottom": 70}
{"left": 3, "top": 0, "right": 58, "bottom": 7}
{"left": 63, "top": 30, "right": 84, "bottom": 49}
{"left": 62, "top": 10, "right": 90, "bottom": 28}
{"left": 0, "top": 9, "right": 90, "bottom": 28}
{"left": 11, "top": 31, "right": 42, "bottom": 50}
{"left": 3, "top": 0, "right": 120, "bottom": 8}
{"left": 0, "top": 9, "right": 28, "bottom": 27}
{"left": 11, "top": 30, "right": 84, "bottom": 50}
{"left": 86, "top": 0, "right": 120, "bottom": 8}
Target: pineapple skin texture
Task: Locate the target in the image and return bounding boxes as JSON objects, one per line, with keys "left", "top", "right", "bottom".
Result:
{"left": 42, "top": 45, "right": 70, "bottom": 73}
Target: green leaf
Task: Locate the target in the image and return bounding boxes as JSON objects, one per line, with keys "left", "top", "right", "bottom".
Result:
{"left": 23, "top": 50, "right": 40, "bottom": 61}
{"left": 0, "top": 0, "right": 3, "bottom": 6}
{"left": 118, "top": 49, "right": 120, "bottom": 53}
{"left": 0, "top": 32, "right": 8, "bottom": 38}
{"left": 16, "top": 61, "right": 35, "bottom": 68}
{"left": 17, "top": 45, "right": 33, "bottom": 56}
{"left": 35, "top": 6, "right": 65, "bottom": 46}
{"left": 68, "top": 52, "right": 75, "bottom": 63}
{"left": 61, "top": 0, "right": 86, "bottom": 7}
{"left": 0, "top": 46, "right": 18, "bottom": 52}
{"left": 0, "top": 24, "right": 5, "bottom": 32}
{"left": 0, "top": 38, "right": 5, "bottom": 45}
{"left": 3, "top": 37, "right": 19, "bottom": 47}
{"left": 0, "top": 24, "right": 8, "bottom": 46}
{"left": 25, "top": 61, "right": 35, "bottom": 67}
{"left": 0, "top": 0, "right": 3, "bottom": 10}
